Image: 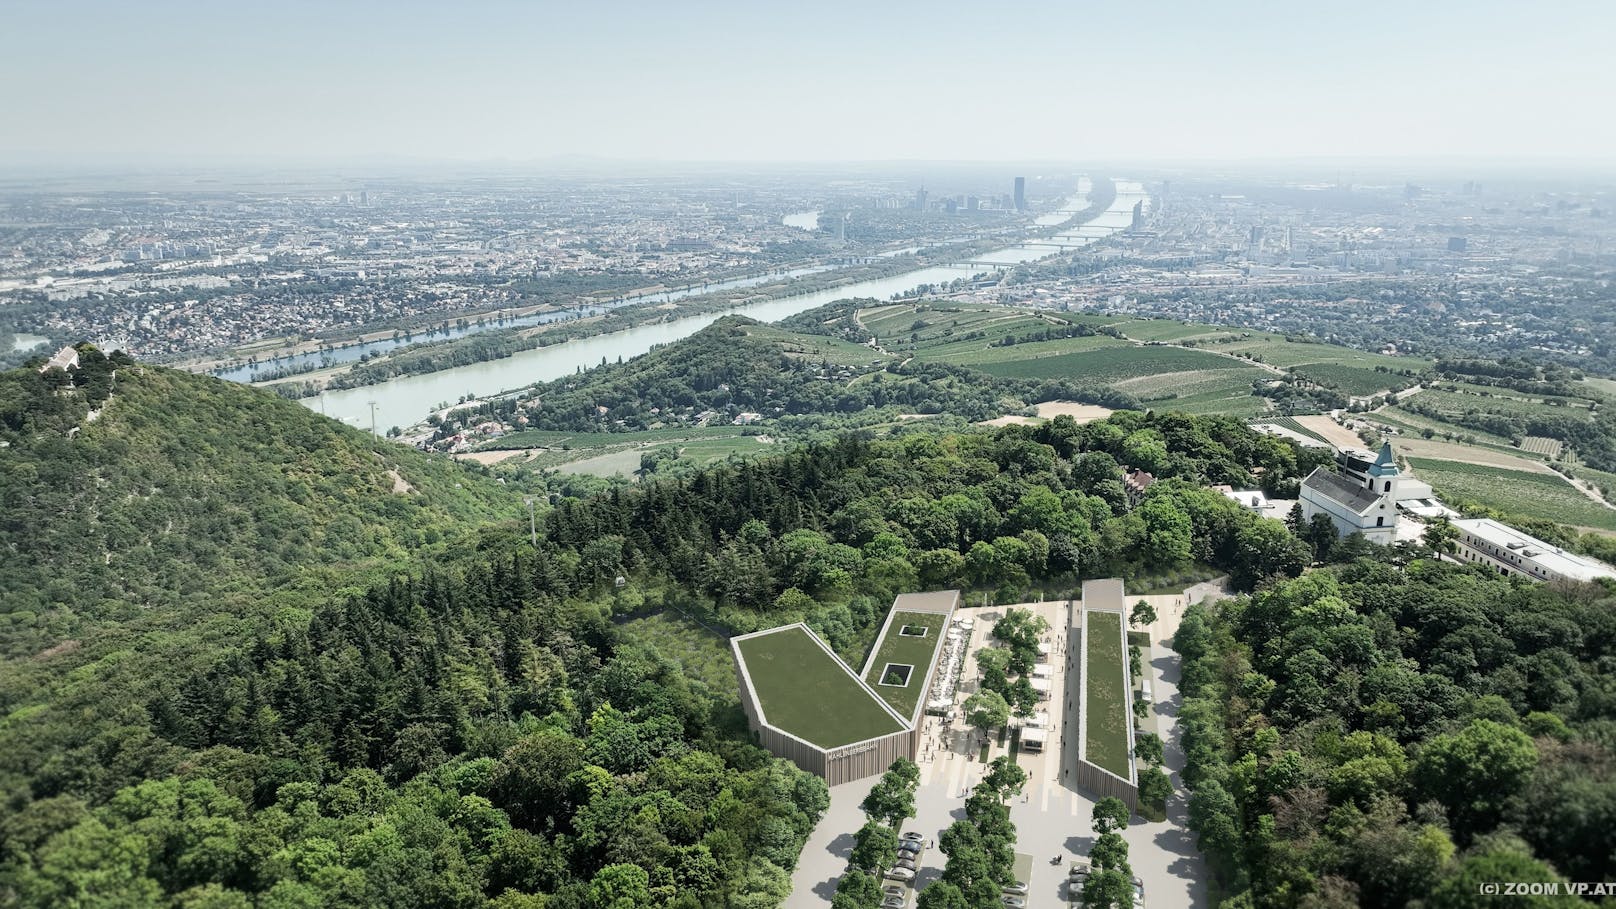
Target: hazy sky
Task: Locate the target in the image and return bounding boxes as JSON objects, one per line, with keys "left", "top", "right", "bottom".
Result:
{"left": 4, "top": 0, "right": 1613, "bottom": 166}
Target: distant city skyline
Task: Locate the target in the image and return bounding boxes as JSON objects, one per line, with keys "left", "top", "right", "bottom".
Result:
{"left": 3, "top": 0, "right": 1614, "bottom": 168}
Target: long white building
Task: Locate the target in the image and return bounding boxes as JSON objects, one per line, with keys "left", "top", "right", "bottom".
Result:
{"left": 1451, "top": 518, "right": 1616, "bottom": 584}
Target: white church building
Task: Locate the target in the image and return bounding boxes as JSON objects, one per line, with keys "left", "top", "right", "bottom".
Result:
{"left": 1299, "top": 442, "right": 1407, "bottom": 545}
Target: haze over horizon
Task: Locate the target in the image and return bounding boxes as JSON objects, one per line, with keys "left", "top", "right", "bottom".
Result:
{"left": 4, "top": 0, "right": 1614, "bottom": 170}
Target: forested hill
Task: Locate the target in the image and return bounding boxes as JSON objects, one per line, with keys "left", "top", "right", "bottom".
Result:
{"left": 0, "top": 363, "right": 1332, "bottom": 906}
{"left": 0, "top": 347, "right": 522, "bottom": 662}
{"left": 0, "top": 348, "right": 531, "bottom": 824}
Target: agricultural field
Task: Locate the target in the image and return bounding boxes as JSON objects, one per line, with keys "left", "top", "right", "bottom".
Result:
{"left": 1581, "top": 377, "right": 1616, "bottom": 399}
{"left": 1520, "top": 436, "right": 1565, "bottom": 458}
{"left": 734, "top": 626, "right": 905, "bottom": 749}
{"left": 1371, "top": 407, "right": 1520, "bottom": 449}
{"left": 477, "top": 425, "right": 753, "bottom": 451}
{"left": 1288, "top": 362, "right": 1412, "bottom": 397}
{"left": 1083, "top": 609, "right": 1132, "bottom": 778}
{"left": 1407, "top": 457, "right": 1616, "bottom": 532}
{"left": 1571, "top": 465, "right": 1616, "bottom": 500}
{"left": 553, "top": 435, "right": 774, "bottom": 477}
{"left": 912, "top": 333, "right": 1127, "bottom": 366}
{"left": 861, "top": 302, "right": 1045, "bottom": 347}
{"left": 1249, "top": 416, "right": 1334, "bottom": 447}
{"left": 739, "top": 323, "right": 889, "bottom": 367}
{"left": 974, "top": 344, "right": 1252, "bottom": 382}
{"left": 859, "top": 301, "right": 1120, "bottom": 343}
{"left": 1215, "top": 335, "right": 1425, "bottom": 372}
{"left": 1109, "top": 318, "right": 1242, "bottom": 344}
{"left": 552, "top": 448, "right": 648, "bottom": 477}
{"left": 1413, "top": 387, "right": 1597, "bottom": 422}
{"left": 1394, "top": 438, "right": 1555, "bottom": 473}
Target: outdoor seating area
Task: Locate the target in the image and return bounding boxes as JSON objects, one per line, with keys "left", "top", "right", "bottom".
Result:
{"left": 924, "top": 615, "right": 972, "bottom": 716}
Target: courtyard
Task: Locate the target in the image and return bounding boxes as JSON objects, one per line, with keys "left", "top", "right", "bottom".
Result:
{"left": 786, "top": 583, "right": 1224, "bottom": 909}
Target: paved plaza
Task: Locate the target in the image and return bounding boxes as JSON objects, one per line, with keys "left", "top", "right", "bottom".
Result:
{"left": 787, "top": 582, "right": 1229, "bottom": 909}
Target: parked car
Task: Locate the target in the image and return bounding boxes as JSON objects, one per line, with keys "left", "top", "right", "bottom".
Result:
{"left": 898, "top": 841, "right": 923, "bottom": 855}
{"left": 894, "top": 857, "right": 917, "bottom": 871}
{"left": 881, "top": 898, "right": 905, "bottom": 909}
{"left": 1069, "top": 858, "right": 1092, "bottom": 883}
{"left": 900, "top": 831, "right": 925, "bottom": 842}
{"left": 883, "top": 885, "right": 906, "bottom": 899}
{"left": 1002, "top": 897, "right": 1027, "bottom": 909}
{"left": 1002, "top": 881, "right": 1030, "bottom": 895}
{"left": 1132, "top": 876, "right": 1145, "bottom": 908}
{"left": 884, "top": 867, "right": 915, "bottom": 882}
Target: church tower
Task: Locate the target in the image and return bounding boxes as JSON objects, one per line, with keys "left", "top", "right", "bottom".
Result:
{"left": 1365, "top": 441, "right": 1401, "bottom": 498}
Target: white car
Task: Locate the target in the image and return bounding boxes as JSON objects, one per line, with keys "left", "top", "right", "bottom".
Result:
{"left": 1002, "top": 881, "right": 1030, "bottom": 896}
{"left": 900, "top": 831, "right": 925, "bottom": 842}
{"left": 884, "top": 867, "right": 916, "bottom": 882}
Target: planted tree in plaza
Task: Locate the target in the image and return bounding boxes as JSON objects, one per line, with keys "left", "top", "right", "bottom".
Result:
{"left": 1084, "top": 802, "right": 1135, "bottom": 909}
{"left": 1092, "top": 797, "right": 1131, "bottom": 834}
{"left": 1130, "top": 599, "right": 1157, "bottom": 629}
{"left": 1010, "top": 675, "right": 1040, "bottom": 718}
{"left": 849, "top": 820, "right": 899, "bottom": 874}
{"left": 859, "top": 762, "right": 919, "bottom": 830}
{"left": 1081, "top": 869, "right": 1134, "bottom": 909}
{"left": 1090, "top": 832, "right": 1131, "bottom": 876}
{"left": 832, "top": 870, "right": 882, "bottom": 909}
{"left": 964, "top": 690, "right": 1011, "bottom": 738}
{"left": 1139, "top": 767, "right": 1173, "bottom": 808}
{"left": 1134, "top": 731, "right": 1164, "bottom": 766}
{"left": 974, "top": 647, "right": 1011, "bottom": 695}
{"left": 914, "top": 880, "right": 971, "bottom": 909}
{"left": 992, "top": 607, "right": 1049, "bottom": 675}
{"left": 980, "top": 755, "right": 1028, "bottom": 801}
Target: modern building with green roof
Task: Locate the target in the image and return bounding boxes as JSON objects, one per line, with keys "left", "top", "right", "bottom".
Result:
{"left": 732, "top": 590, "right": 958, "bottom": 785}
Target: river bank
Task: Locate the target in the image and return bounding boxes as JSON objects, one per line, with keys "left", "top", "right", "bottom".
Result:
{"left": 308, "top": 179, "right": 1148, "bottom": 433}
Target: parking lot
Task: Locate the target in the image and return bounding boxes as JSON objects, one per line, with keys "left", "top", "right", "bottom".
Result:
{"left": 786, "top": 585, "right": 1223, "bottom": 909}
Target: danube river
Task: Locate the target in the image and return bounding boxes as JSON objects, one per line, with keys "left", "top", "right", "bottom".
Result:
{"left": 311, "top": 181, "right": 1148, "bottom": 432}
{"left": 216, "top": 264, "right": 833, "bottom": 382}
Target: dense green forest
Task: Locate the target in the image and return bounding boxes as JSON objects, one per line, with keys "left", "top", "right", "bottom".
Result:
{"left": 0, "top": 350, "right": 1333, "bottom": 906}
{"left": 1177, "top": 561, "right": 1616, "bottom": 907}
